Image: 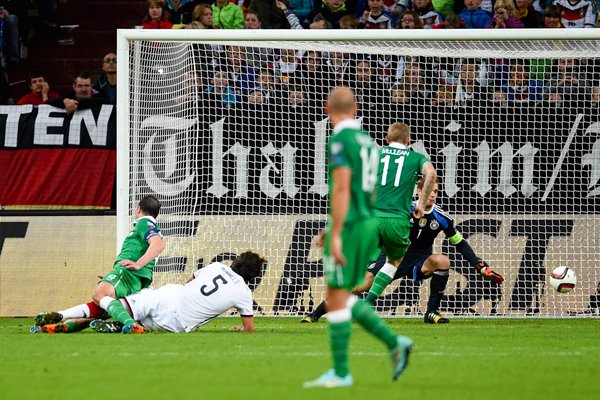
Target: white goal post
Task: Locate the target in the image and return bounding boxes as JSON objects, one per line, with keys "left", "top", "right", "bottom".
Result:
{"left": 117, "top": 29, "right": 600, "bottom": 317}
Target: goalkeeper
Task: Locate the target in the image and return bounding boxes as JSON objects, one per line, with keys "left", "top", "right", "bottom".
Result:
{"left": 34, "top": 251, "right": 266, "bottom": 334}
{"left": 303, "top": 175, "right": 504, "bottom": 324}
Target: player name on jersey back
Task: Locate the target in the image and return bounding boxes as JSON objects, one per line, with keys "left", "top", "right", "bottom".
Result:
{"left": 381, "top": 147, "right": 410, "bottom": 156}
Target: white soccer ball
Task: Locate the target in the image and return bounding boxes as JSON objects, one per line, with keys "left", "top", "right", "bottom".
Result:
{"left": 549, "top": 266, "right": 577, "bottom": 293}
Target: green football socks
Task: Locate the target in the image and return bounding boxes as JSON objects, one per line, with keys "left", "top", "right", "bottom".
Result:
{"left": 106, "top": 300, "right": 135, "bottom": 326}
{"left": 351, "top": 299, "right": 397, "bottom": 349}
{"left": 366, "top": 269, "right": 394, "bottom": 304}
{"left": 327, "top": 310, "right": 353, "bottom": 378}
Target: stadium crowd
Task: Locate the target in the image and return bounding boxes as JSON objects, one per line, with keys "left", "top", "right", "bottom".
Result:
{"left": 2, "top": 0, "right": 600, "bottom": 108}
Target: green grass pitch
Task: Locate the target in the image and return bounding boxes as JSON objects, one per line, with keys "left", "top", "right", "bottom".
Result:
{"left": 1, "top": 317, "right": 598, "bottom": 400}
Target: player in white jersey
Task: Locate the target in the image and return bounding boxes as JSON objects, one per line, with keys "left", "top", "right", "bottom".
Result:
{"left": 36, "top": 251, "right": 266, "bottom": 334}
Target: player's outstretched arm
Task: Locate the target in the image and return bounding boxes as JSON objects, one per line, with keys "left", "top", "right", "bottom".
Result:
{"left": 415, "top": 162, "right": 437, "bottom": 218}
{"left": 120, "top": 235, "right": 166, "bottom": 270}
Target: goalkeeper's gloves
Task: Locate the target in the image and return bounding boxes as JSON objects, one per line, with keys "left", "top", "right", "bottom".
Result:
{"left": 473, "top": 261, "right": 504, "bottom": 284}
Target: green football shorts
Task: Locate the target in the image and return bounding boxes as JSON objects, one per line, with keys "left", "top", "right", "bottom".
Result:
{"left": 377, "top": 216, "right": 411, "bottom": 261}
{"left": 324, "top": 218, "right": 380, "bottom": 290}
{"left": 101, "top": 264, "right": 150, "bottom": 298}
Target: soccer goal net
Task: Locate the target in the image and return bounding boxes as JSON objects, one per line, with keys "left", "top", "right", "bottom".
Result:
{"left": 117, "top": 29, "right": 600, "bottom": 318}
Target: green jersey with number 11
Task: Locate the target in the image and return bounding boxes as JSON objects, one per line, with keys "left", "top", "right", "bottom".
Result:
{"left": 374, "top": 142, "right": 429, "bottom": 219}
{"left": 327, "top": 120, "right": 379, "bottom": 225}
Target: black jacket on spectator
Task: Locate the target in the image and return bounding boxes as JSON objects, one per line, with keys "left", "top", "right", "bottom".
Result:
{"left": 46, "top": 92, "right": 107, "bottom": 110}
{"left": 250, "top": 0, "right": 291, "bottom": 28}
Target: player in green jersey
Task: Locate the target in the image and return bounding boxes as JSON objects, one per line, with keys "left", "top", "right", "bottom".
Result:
{"left": 364, "top": 122, "right": 437, "bottom": 304}
{"left": 31, "top": 195, "right": 165, "bottom": 334}
{"left": 303, "top": 87, "right": 413, "bottom": 389}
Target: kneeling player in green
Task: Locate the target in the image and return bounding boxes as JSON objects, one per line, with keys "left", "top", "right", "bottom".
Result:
{"left": 303, "top": 88, "right": 412, "bottom": 389}
{"left": 31, "top": 195, "right": 165, "bottom": 334}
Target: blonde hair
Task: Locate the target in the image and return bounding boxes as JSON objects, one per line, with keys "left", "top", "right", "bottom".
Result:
{"left": 387, "top": 122, "right": 410, "bottom": 144}
{"left": 494, "top": 0, "right": 517, "bottom": 14}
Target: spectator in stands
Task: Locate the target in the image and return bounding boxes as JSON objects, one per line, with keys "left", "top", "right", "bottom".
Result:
{"left": 431, "top": 84, "right": 454, "bottom": 106}
{"left": 400, "top": 61, "right": 431, "bottom": 101}
{"left": 0, "top": 2, "right": 21, "bottom": 70}
{"left": 308, "top": 13, "right": 335, "bottom": 27}
{"left": 46, "top": 71, "right": 106, "bottom": 113}
{"left": 493, "top": 61, "right": 543, "bottom": 104}
{"left": 244, "top": 11, "right": 274, "bottom": 68}
{"left": 323, "top": 52, "right": 353, "bottom": 89}
{"left": 554, "top": 0, "right": 596, "bottom": 28}
{"left": 212, "top": 0, "right": 244, "bottom": 29}
{"left": 251, "top": 0, "right": 290, "bottom": 29}
{"left": 454, "top": 59, "right": 489, "bottom": 106}
{"left": 294, "top": 50, "right": 325, "bottom": 105}
{"left": 288, "top": 0, "right": 315, "bottom": 23}
{"left": 306, "top": 0, "right": 353, "bottom": 28}
{"left": 455, "top": 0, "right": 493, "bottom": 13}
{"left": 244, "top": 10, "right": 262, "bottom": 29}
{"left": 358, "top": 0, "right": 397, "bottom": 28}
{"left": 545, "top": 58, "right": 589, "bottom": 103}
{"left": 203, "top": 68, "right": 238, "bottom": 108}
{"left": 459, "top": 0, "right": 493, "bottom": 28}
{"left": 339, "top": 14, "right": 359, "bottom": 27}
{"left": 432, "top": 0, "right": 455, "bottom": 16}
{"left": 167, "top": 0, "right": 195, "bottom": 25}
{"left": 514, "top": 0, "right": 542, "bottom": 27}
{"left": 590, "top": 85, "right": 600, "bottom": 107}
{"left": 186, "top": 3, "right": 212, "bottom": 28}
{"left": 142, "top": 0, "right": 174, "bottom": 29}
{"left": 17, "top": 71, "right": 59, "bottom": 105}
{"left": 487, "top": 0, "right": 525, "bottom": 28}
{"left": 351, "top": 58, "right": 389, "bottom": 114}
{"left": 373, "top": 54, "right": 402, "bottom": 89}
{"left": 225, "top": 45, "right": 257, "bottom": 95}
{"left": 432, "top": 11, "right": 466, "bottom": 28}
{"left": 542, "top": 4, "right": 564, "bottom": 27}
{"left": 389, "top": 83, "right": 409, "bottom": 104}
{"left": 93, "top": 52, "right": 117, "bottom": 105}
{"left": 254, "top": 68, "right": 281, "bottom": 103}
{"left": 398, "top": 10, "right": 424, "bottom": 27}
{"left": 413, "top": 0, "right": 443, "bottom": 28}
{"left": 247, "top": 89, "right": 265, "bottom": 105}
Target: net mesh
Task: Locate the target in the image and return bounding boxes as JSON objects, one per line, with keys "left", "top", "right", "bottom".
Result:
{"left": 125, "top": 37, "right": 600, "bottom": 317}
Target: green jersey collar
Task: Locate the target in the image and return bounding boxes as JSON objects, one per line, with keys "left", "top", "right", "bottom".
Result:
{"left": 332, "top": 119, "right": 361, "bottom": 135}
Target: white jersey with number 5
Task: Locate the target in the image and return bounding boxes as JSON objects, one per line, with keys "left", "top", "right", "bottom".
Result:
{"left": 124, "top": 262, "right": 254, "bottom": 333}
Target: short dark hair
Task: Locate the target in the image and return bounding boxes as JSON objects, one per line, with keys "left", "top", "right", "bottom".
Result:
{"left": 231, "top": 251, "right": 267, "bottom": 283}
{"left": 544, "top": 4, "right": 561, "bottom": 18}
{"left": 74, "top": 71, "right": 92, "bottom": 83}
{"left": 138, "top": 195, "right": 161, "bottom": 218}
{"left": 28, "top": 71, "right": 46, "bottom": 85}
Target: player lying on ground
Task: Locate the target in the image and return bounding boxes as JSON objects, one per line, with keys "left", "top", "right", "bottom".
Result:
{"left": 31, "top": 196, "right": 165, "bottom": 334}
{"left": 35, "top": 251, "right": 267, "bottom": 334}
{"left": 302, "top": 177, "right": 504, "bottom": 324}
